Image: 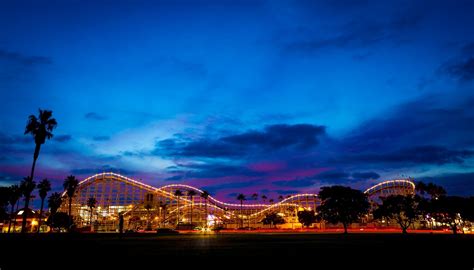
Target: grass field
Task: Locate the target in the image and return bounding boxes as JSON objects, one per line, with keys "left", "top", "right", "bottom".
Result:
{"left": 0, "top": 232, "right": 472, "bottom": 268}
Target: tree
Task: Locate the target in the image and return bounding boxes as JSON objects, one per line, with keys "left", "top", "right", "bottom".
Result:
{"left": 47, "top": 192, "right": 62, "bottom": 230}
{"left": 24, "top": 109, "right": 57, "bottom": 179}
{"left": 159, "top": 201, "right": 168, "bottom": 227}
{"left": 200, "top": 191, "right": 210, "bottom": 227}
{"left": 63, "top": 175, "right": 79, "bottom": 227}
{"left": 297, "top": 210, "right": 318, "bottom": 228}
{"left": 36, "top": 178, "right": 51, "bottom": 233}
{"left": 187, "top": 190, "right": 197, "bottom": 225}
{"left": 416, "top": 181, "right": 446, "bottom": 200}
{"left": 373, "top": 195, "right": 423, "bottom": 233}
{"left": 430, "top": 196, "right": 468, "bottom": 234}
{"left": 261, "top": 212, "right": 285, "bottom": 228}
{"left": 317, "top": 186, "right": 369, "bottom": 234}
{"left": 47, "top": 212, "right": 71, "bottom": 232}
{"left": 7, "top": 185, "right": 21, "bottom": 233}
{"left": 261, "top": 195, "right": 267, "bottom": 203}
{"left": 144, "top": 202, "right": 153, "bottom": 230}
{"left": 0, "top": 187, "right": 9, "bottom": 224}
{"left": 278, "top": 195, "right": 284, "bottom": 202}
{"left": 86, "top": 197, "right": 97, "bottom": 228}
{"left": 426, "top": 183, "right": 446, "bottom": 200}
{"left": 237, "top": 194, "right": 246, "bottom": 228}
{"left": 251, "top": 193, "right": 258, "bottom": 201}
{"left": 174, "top": 190, "right": 183, "bottom": 226}
{"left": 20, "top": 176, "right": 36, "bottom": 233}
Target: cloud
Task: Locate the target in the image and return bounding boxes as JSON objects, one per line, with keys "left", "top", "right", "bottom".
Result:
{"left": 344, "top": 145, "right": 474, "bottom": 166}
{"left": 351, "top": 171, "right": 380, "bottom": 180}
{"left": 0, "top": 49, "right": 52, "bottom": 66}
{"left": 84, "top": 112, "right": 107, "bottom": 120}
{"left": 444, "top": 57, "right": 474, "bottom": 82}
{"left": 202, "top": 179, "right": 263, "bottom": 194}
{"left": 441, "top": 42, "right": 474, "bottom": 82}
{"left": 275, "top": 189, "right": 299, "bottom": 195}
{"left": 70, "top": 166, "right": 135, "bottom": 175}
{"left": 283, "top": 13, "right": 422, "bottom": 54}
{"left": 155, "top": 124, "right": 326, "bottom": 158}
{"left": 166, "top": 163, "right": 265, "bottom": 180}
{"left": 273, "top": 178, "right": 315, "bottom": 188}
{"left": 419, "top": 172, "right": 474, "bottom": 196}
{"left": 92, "top": 136, "right": 110, "bottom": 141}
{"left": 54, "top": 135, "right": 72, "bottom": 142}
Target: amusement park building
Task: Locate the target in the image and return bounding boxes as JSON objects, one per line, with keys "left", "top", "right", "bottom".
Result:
{"left": 59, "top": 173, "right": 415, "bottom": 231}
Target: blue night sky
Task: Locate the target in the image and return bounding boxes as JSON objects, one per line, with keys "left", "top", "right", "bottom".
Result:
{"left": 1, "top": 0, "right": 474, "bottom": 202}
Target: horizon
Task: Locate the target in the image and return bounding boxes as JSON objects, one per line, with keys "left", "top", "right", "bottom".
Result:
{"left": 1, "top": 0, "right": 474, "bottom": 205}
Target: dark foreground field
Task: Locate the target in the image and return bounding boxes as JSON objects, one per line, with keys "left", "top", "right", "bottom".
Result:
{"left": 1, "top": 233, "right": 472, "bottom": 268}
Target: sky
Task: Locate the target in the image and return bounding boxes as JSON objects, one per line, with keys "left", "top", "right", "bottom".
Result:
{"left": 1, "top": 0, "right": 474, "bottom": 204}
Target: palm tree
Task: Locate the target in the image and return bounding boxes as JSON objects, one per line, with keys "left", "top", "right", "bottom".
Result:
{"left": 144, "top": 202, "right": 153, "bottom": 230}
{"left": 187, "top": 190, "right": 197, "bottom": 225}
{"left": 63, "top": 175, "right": 79, "bottom": 225}
{"left": 237, "top": 194, "right": 246, "bottom": 228}
{"left": 47, "top": 192, "right": 62, "bottom": 231}
{"left": 251, "top": 193, "right": 258, "bottom": 201}
{"left": 174, "top": 190, "right": 183, "bottom": 226}
{"left": 159, "top": 201, "right": 168, "bottom": 227}
{"left": 86, "top": 197, "right": 97, "bottom": 227}
{"left": 20, "top": 176, "right": 36, "bottom": 233}
{"left": 261, "top": 195, "right": 267, "bottom": 203}
{"left": 7, "top": 185, "right": 21, "bottom": 233}
{"left": 24, "top": 109, "right": 57, "bottom": 181}
{"left": 200, "top": 190, "right": 210, "bottom": 227}
{"left": 36, "top": 178, "right": 51, "bottom": 233}
{"left": 278, "top": 195, "right": 284, "bottom": 201}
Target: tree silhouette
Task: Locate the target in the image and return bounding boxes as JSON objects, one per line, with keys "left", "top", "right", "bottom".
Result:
{"left": 261, "top": 212, "right": 285, "bottom": 228}
{"left": 373, "top": 195, "right": 424, "bottom": 233}
{"left": 251, "top": 193, "right": 259, "bottom": 201}
{"left": 0, "top": 187, "right": 9, "bottom": 224}
{"left": 416, "top": 181, "right": 446, "bottom": 200}
{"left": 63, "top": 175, "right": 79, "bottom": 228}
{"left": 174, "top": 190, "right": 183, "bottom": 226}
{"left": 187, "top": 190, "right": 197, "bottom": 225}
{"left": 200, "top": 191, "right": 210, "bottom": 227}
{"left": 7, "top": 185, "right": 21, "bottom": 233}
{"left": 237, "top": 194, "right": 246, "bottom": 228}
{"left": 24, "top": 109, "right": 57, "bottom": 179}
{"left": 20, "top": 176, "right": 36, "bottom": 233}
{"left": 86, "top": 197, "right": 97, "bottom": 228}
{"left": 36, "top": 178, "right": 51, "bottom": 233}
{"left": 297, "top": 210, "right": 317, "bottom": 228}
{"left": 317, "top": 186, "right": 369, "bottom": 234}
{"left": 430, "top": 196, "right": 468, "bottom": 234}
{"left": 47, "top": 192, "right": 62, "bottom": 231}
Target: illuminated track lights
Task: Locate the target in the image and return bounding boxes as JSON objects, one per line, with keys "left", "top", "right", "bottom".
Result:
{"left": 65, "top": 172, "right": 416, "bottom": 216}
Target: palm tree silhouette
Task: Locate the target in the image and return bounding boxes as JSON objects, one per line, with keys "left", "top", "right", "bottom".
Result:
{"left": 24, "top": 109, "right": 57, "bottom": 181}
{"left": 174, "top": 190, "right": 183, "bottom": 226}
{"left": 159, "top": 201, "right": 168, "bottom": 227}
{"left": 187, "top": 190, "right": 197, "bottom": 226}
{"left": 20, "top": 176, "right": 36, "bottom": 233}
{"left": 251, "top": 193, "right": 258, "bottom": 201}
{"left": 237, "top": 194, "right": 246, "bottom": 228}
{"left": 37, "top": 178, "right": 51, "bottom": 233}
{"left": 47, "top": 192, "right": 62, "bottom": 231}
{"left": 86, "top": 197, "right": 97, "bottom": 228}
{"left": 7, "top": 185, "right": 21, "bottom": 233}
{"left": 63, "top": 175, "right": 79, "bottom": 227}
{"left": 200, "top": 190, "right": 210, "bottom": 227}
{"left": 261, "top": 195, "right": 267, "bottom": 203}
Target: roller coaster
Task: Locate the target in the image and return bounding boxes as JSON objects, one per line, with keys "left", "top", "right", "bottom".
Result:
{"left": 60, "top": 172, "right": 415, "bottom": 231}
